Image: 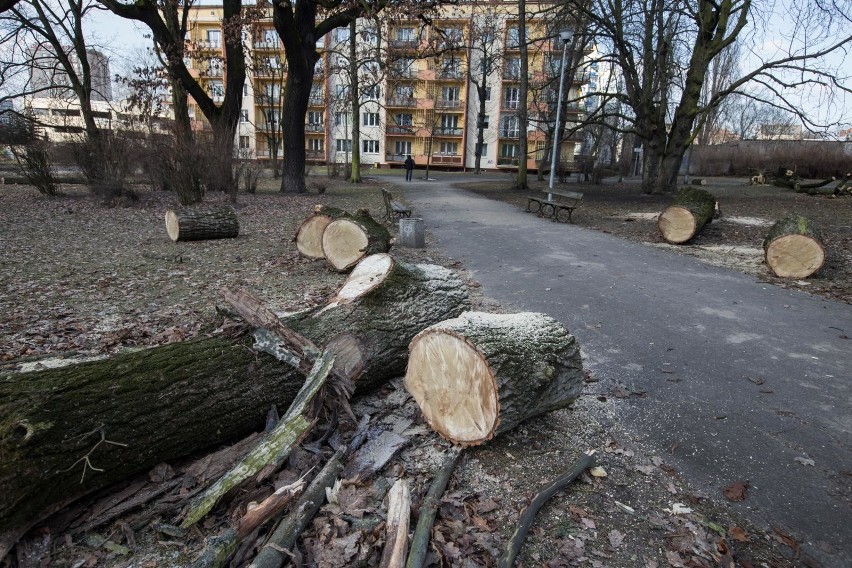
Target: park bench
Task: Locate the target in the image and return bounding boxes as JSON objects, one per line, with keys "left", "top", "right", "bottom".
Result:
{"left": 526, "top": 190, "right": 583, "bottom": 223}
{"left": 382, "top": 188, "right": 412, "bottom": 222}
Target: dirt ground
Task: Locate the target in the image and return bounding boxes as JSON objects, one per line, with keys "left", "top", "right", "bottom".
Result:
{"left": 0, "top": 175, "right": 833, "bottom": 568}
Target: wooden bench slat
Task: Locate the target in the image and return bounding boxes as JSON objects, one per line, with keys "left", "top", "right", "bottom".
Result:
{"left": 526, "top": 190, "right": 583, "bottom": 223}
{"left": 382, "top": 188, "right": 412, "bottom": 221}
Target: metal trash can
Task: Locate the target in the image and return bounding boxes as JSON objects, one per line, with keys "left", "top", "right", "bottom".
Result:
{"left": 399, "top": 217, "right": 425, "bottom": 248}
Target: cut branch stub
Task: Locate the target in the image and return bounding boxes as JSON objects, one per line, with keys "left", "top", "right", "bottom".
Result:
{"left": 321, "top": 210, "right": 391, "bottom": 271}
{"left": 657, "top": 187, "right": 717, "bottom": 244}
{"left": 165, "top": 206, "right": 239, "bottom": 242}
{"left": 763, "top": 216, "right": 825, "bottom": 278}
{"left": 404, "top": 312, "right": 584, "bottom": 446}
{"left": 294, "top": 205, "right": 347, "bottom": 259}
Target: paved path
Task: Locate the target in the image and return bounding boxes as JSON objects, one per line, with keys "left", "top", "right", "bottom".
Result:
{"left": 397, "top": 174, "right": 852, "bottom": 566}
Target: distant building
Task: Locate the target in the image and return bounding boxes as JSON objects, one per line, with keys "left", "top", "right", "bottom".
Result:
{"left": 25, "top": 97, "right": 172, "bottom": 141}
{"left": 27, "top": 45, "right": 113, "bottom": 102}
{"left": 757, "top": 123, "right": 802, "bottom": 140}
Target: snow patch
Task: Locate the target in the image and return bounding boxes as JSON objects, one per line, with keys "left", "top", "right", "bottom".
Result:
{"left": 624, "top": 212, "right": 660, "bottom": 221}
{"left": 723, "top": 216, "right": 773, "bottom": 227}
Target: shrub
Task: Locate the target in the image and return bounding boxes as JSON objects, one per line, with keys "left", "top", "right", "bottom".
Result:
{"left": 11, "top": 141, "right": 59, "bottom": 196}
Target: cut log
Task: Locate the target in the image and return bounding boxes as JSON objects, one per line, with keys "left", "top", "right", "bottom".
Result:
{"left": 763, "top": 216, "right": 826, "bottom": 278}
{"left": 165, "top": 206, "right": 239, "bottom": 242}
{"left": 293, "top": 254, "right": 471, "bottom": 391}
{"left": 690, "top": 178, "right": 707, "bottom": 186}
{"left": 0, "top": 257, "right": 469, "bottom": 556}
{"left": 657, "top": 187, "right": 717, "bottom": 244}
{"left": 294, "top": 205, "right": 348, "bottom": 259}
{"left": 0, "top": 335, "right": 303, "bottom": 559}
{"left": 404, "top": 312, "right": 583, "bottom": 446}
{"left": 321, "top": 210, "right": 391, "bottom": 271}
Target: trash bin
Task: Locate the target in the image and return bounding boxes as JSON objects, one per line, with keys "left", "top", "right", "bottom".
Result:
{"left": 399, "top": 217, "right": 425, "bottom": 248}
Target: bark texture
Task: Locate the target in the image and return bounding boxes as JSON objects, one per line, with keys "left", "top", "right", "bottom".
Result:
{"left": 763, "top": 216, "right": 825, "bottom": 278}
{"left": 291, "top": 256, "right": 471, "bottom": 391}
{"left": 165, "top": 206, "right": 240, "bottom": 242}
{"left": 0, "top": 335, "right": 300, "bottom": 557}
{"left": 657, "top": 187, "right": 716, "bottom": 244}
{"left": 404, "top": 312, "right": 583, "bottom": 446}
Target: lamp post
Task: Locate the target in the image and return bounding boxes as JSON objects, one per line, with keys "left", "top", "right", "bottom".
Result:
{"left": 548, "top": 29, "right": 574, "bottom": 200}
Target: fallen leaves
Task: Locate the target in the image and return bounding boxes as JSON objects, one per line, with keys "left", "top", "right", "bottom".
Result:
{"left": 722, "top": 481, "right": 749, "bottom": 501}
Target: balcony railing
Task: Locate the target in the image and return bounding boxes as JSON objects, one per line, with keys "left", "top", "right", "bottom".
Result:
{"left": 434, "top": 127, "right": 463, "bottom": 136}
{"left": 386, "top": 97, "right": 416, "bottom": 107}
{"left": 498, "top": 129, "right": 520, "bottom": 138}
{"left": 308, "top": 96, "right": 324, "bottom": 105}
{"left": 435, "top": 98, "right": 462, "bottom": 109}
{"left": 197, "top": 40, "right": 222, "bottom": 50}
{"left": 502, "top": 99, "right": 520, "bottom": 110}
{"left": 431, "top": 154, "right": 462, "bottom": 165}
{"left": 436, "top": 69, "right": 464, "bottom": 80}
{"left": 253, "top": 40, "right": 279, "bottom": 50}
{"left": 306, "top": 123, "right": 325, "bottom": 133}
{"left": 503, "top": 69, "right": 521, "bottom": 80}
{"left": 497, "top": 157, "right": 520, "bottom": 166}
{"left": 386, "top": 153, "right": 408, "bottom": 162}
{"left": 389, "top": 39, "right": 418, "bottom": 49}
{"left": 387, "top": 126, "right": 415, "bottom": 134}
{"left": 204, "top": 68, "right": 223, "bottom": 77}
{"left": 306, "top": 150, "right": 325, "bottom": 160}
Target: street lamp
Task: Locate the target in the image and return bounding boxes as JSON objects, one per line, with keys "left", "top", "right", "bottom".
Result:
{"left": 548, "top": 29, "right": 574, "bottom": 200}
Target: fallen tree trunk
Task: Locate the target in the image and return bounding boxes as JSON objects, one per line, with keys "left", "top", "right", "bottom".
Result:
{"left": 404, "top": 312, "right": 583, "bottom": 446}
{"left": 165, "top": 206, "right": 239, "bottom": 242}
{"left": 657, "top": 187, "right": 717, "bottom": 244}
{"left": 321, "top": 210, "right": 391, "bottom": 271}
{"left": 294, "top": 205, "right": 348, "bottom": 259}
{"left": 0, "top": 256, "right": 469, "bottom": 556}
{"left": 763, "top": 216, "right": 826, "bottom": 278}
{"left": 795, "top": 177, "right": 837, "bottom": 195}
{"left": 291, "top": 254, "right": 471, "bottom": 391}
{"left": 0, "top": 334, "right": 301, "bottom": 559}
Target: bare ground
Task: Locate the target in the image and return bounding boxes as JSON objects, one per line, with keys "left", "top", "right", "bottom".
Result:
{"left": 0, "top": 176, "right": 820, "bottom": 567}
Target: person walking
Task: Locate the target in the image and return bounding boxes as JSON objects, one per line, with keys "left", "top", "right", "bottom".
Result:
{"left": 404, "top": 154, "right": 415, "bottom": 181}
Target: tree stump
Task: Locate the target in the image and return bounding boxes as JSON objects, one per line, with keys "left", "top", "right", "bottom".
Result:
{"left": 657, "top": 187, "right": 717, "bottom": 244}
{"left": 321, "top": 210, "right": 391, "bottom": 271}
{"left": 294, "top": 205, "right": 348, "bottom": 259}
{"left": 165, "top": 206, "right": 239, "bottom": 242}
{"left": 763, "top": 216, "right": 826, "bottom": 278}
{"left": 404, "top": 312, "right": 584, "bottom": 446}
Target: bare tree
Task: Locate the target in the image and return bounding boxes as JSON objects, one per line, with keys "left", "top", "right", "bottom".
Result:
{"left": 466, "top": 5, "right": 504, "bottom": 174}
{"left": 99, "top": 0, "right": 250, "bottom": 193}
{"left": 566, "top": 0, "right": 851, "bottom": 193}
{"left": 247, "top": 27, "right": 286, "bottom": 177}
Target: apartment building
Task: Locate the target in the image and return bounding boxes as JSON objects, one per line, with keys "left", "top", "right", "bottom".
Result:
{"left": 185, "top": 3, "right": 587, "bottom": 172}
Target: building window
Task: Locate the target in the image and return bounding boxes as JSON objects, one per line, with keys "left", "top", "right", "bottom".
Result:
{"left": 395, "top": 113, "right": 413, "bottom": 126}
{"left": 239, "top": 109, "right": 249, "bottom": 123}
{"left": 334, "top": 112, "right": 351, "bottom": 126}
{"left": 476, "top": 142, "right": 488, "bottom": 156}
{"left": 335, "top": 27, "right": 350, "bottom": 42}
{"left": 440, "top": 86, "right": 460, "bottom": 102}
{"left": 396, "top": 28, "right": 414, "bottom": 41}
{"left": 308, "top": 138, "right": 324, "bottom": 151}
{"left": 308, "top": 111, "right": 323, "bottom": 125}
{"left": 206, "top": 29, "right": 221, "bottom": 46}
{"left": 335, "top": 84, "right": 349, "bottom": 98}
{"left": 438, "top": 141, "right": 458, "bottom": 155}
{"left": 336, "top": 139, "right": 352, "bottom": 152}
{"left": 238, "top": 135, "right": 250, "bottom": 149}
{"left": 209, "top": 80, "right": 224, "bottom": 98}
{"left": 243, "top": 84, "right": 248, "bottom": 96}
{"left": 394, "top": 140, "right": 412, "bottom": 155}
{"left": 504, "top": 87, "right": 520, "bottom": 108}
{"left": 484, "top": 87, "right": 491, "bottom": 101}
{"left": 362, "top": 85, "right": 380, "bottom": 100}
{"left": 363, "top": 112, "right": 380, "bottom": 126}
{"left": 477, "top": 114, "right": 490, "bottom": 128}
{"left": 362, "top": 139, "right": 379, "bottom": 153}
{"left": 501, "top": 143, "right": 519, "bottom": 157}
{"left": 440, "top": 114, "right": 459, "bottom": 128}
{"left": 506, "top": 27, "right": 520, "bottom": 49}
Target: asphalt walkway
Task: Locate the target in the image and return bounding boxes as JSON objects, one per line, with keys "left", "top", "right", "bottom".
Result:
{"left": 396, "top": 173, "right": 852, "bottom": 566}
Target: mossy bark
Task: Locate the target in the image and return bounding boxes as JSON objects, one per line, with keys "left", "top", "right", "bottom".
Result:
{"left": 287, "top": 261, "right": 471, "bottom": 392}
{"left": 0, "top": 335, "right": 303, "bottom": 557}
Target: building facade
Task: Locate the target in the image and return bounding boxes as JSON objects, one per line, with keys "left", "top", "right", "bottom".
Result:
{"left": 185, "top": 3, "right": 588, "bottom": 171}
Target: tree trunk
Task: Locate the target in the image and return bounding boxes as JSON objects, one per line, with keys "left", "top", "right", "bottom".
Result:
{"left": 763, "top": 216, "right": 825, "bottom": 278}
{"left": 657, "top": 186, "right": 716, "bottom": 244}
{"left": 404, "top": 311, "right": 583, "bottom": 446}
{"left": 165, "top": 206, "right": 239, "bottom": 242}
{"left": 0, "top": 335, "right": 302, "bottom": 558}
{"left": 0, "top": 255, "right": 470, "bottom": 556}
{"left": 294, "top": 205, "right": 348, "bottom": 259}
{"left": 295, "top": 254, "right": 471, "bottom": 391}
{"left": 515, "top": 0, "right": 529, "bottom": 190}
{"left": 321, "top": 211, "right": 391, "bottom": 271}
{"left": 348, "top": 19, "right": 362, "bottom": 184}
